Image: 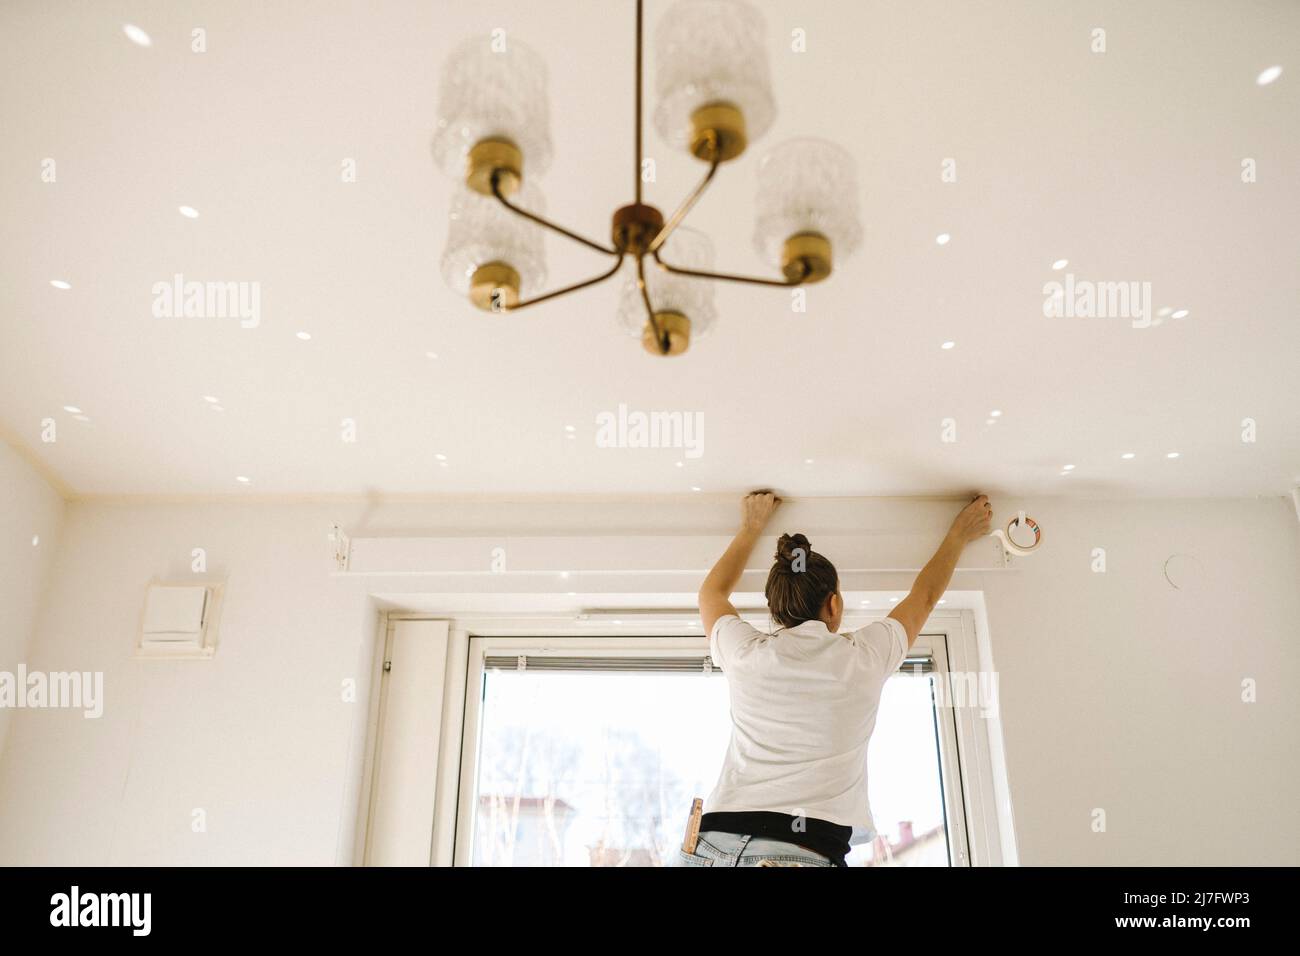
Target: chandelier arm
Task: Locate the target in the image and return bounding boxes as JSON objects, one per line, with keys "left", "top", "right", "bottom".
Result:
{"left": 491, "top": 174, "right": 621, "bottom": 257}
{"left": 636, "top": 253, "right": 669, "bottom": 353}
{"left": 503, "top": 256, "right": 626, "bottom": 311}
{"left": 651, "top": 248, "right": 811, "bottom": 287}
{"left": 647, "top": 155, "right": 721, "bottom": 255}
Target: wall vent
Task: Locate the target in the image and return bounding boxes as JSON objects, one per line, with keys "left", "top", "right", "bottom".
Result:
{"left": 137, "top": 583, "right": 221, "bottom": 659}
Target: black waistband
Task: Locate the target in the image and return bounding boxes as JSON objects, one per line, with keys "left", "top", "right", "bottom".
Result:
{"left": 699, "top": 811, "right": 851, "bottom": 866}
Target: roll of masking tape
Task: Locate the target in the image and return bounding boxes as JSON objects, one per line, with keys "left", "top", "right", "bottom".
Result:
{"left": 991, "top": 511, "right": 1042, "bottom": 556}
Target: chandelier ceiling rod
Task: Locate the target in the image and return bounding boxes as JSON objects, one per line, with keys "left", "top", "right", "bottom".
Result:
{"left": 631, "top": 0, "right": 669, "bottom": 350}
{"left": 635, "top": 0, "right": 644, "bottom": 208}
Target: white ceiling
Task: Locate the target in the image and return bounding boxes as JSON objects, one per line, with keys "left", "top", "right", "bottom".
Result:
{"left": 2, "top": 0, "right": 1297, "bottom": 498}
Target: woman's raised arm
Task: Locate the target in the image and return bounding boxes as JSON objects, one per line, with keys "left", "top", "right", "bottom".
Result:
{"left": 698, "top": 491, "right": 782, "bottom": 635}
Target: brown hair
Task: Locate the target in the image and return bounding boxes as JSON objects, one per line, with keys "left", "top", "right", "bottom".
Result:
{"left": 764, "top": 532, "right": 839, "bottom": 629}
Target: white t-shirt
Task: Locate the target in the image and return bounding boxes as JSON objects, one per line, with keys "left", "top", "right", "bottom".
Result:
{"left": 705, "top": 614, "right": 909, "bottom": 835}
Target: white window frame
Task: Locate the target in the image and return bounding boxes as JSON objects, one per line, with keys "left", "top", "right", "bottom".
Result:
{"left": 430, "top": 610, "right": 1009, "bottom": 867}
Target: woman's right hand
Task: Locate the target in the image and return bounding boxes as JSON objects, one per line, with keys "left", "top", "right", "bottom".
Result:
{"left": 740, "top": 490, "right": 781, "bottom": 533}
{"left": 950, "top": 494, "right": 994, "bottom": 543}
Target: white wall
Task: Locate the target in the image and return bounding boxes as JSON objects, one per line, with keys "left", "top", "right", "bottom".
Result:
{"left": 0, "top": 494, "right": 1296, "bottom": 865}
{"left": 0, "top": 440, "right": 66, "bottom": 760}
{"left": 980, "top": 499, "right": 1300, "bottom": 865}
{"left": 0, "top": 501, "right": 379, "bottom": 865}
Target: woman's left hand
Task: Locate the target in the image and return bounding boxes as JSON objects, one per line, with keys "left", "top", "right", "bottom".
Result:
{"left": 950, "top": 494, "right": 994, "bottom": 543}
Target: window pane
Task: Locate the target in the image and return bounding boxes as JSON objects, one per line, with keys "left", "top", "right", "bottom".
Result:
{"left": 471, "top": 669, "right": 731, "bottom": 866}
{"left": 468, "top": 661, "right": 951, "bottom": 867}
{"left": 851, "top": 673, "right": 950, "bottom": 866}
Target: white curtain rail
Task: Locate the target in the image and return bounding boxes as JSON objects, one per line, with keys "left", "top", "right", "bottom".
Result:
{"left": 335, "top": 532, "right": 1019, "bottom": 576}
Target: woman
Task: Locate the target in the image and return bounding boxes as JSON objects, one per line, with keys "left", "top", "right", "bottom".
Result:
{"left": 680, "top": 490, "right": 993, "bottom": 867}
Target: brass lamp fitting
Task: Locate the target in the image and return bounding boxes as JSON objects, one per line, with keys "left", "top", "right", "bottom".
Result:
{"left": 466, "top": 138, "right": 523, "bottom": 197}
{"left": 689, "top": 102, "right": 747, "bottom": 163}
{"left": 642, "top": 311, "right": 690, "bottom": 356}
{"left": 781, "top": 232, "right": 832, "bottom": 284}
{"left": 469, "top": 262, "right": 521, "bottom": 311}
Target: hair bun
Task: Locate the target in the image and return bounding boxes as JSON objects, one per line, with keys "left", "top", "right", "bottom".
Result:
{"left": 775, "top": 532, "right": 811, "bottom": 565}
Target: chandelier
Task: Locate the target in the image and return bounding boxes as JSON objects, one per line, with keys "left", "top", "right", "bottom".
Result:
{"left": 432, "top": 0, "right": 863, "bottom": 356}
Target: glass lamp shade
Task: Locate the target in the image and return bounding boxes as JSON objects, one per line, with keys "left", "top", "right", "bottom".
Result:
{"left": 441, "top": 182, "right": 547, "bottom": 300}
{"left": 752, "top": 138, "right": 863, "bottom": 268}
{"left": 431, "top": 35, "right": 553, "bottom": 181}
{"left": 617, "top": 227, "right": 718, "bottom": 336}
{"left": 653, "top": 0, "right": 776, "bottom": 151}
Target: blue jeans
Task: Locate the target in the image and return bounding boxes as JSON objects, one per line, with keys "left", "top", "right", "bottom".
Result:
{"left": 674, "top": 830, "right": 835, "bottom": 867}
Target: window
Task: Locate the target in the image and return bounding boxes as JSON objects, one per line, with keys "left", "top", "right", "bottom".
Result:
{"left": 855, "top": 662, "right": 962, "bottom": 866}
{"left": 469, "top": 664, "right": 728, "bottom": 866}
{"left": 454, "top": 629, "right": 977, "bottom": 867}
